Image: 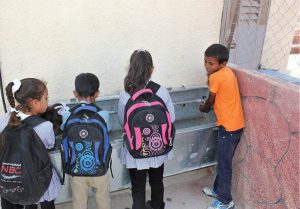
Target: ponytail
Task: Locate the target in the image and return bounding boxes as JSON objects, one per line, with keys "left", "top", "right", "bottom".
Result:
{"left": 5, "top": 82, "right": 21, "bottom": 126}
{"left": 124, "top": 50, "right": 153, "bottom": 95}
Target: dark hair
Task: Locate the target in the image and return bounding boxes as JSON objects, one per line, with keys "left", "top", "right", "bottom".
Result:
{"left": 124, "top": 50, "right": 153, "bottom": 95}
{"left": 205, "top": 44, "right": 229, "bottom": 64}
{"left": 5, "top": 78, "right": 47, "bottom": 126}
{"left": 75, "top": 73, "right": 99, "bottom": 97}
{"left": 40, "top": 103, "right": 63, "bottom": 136}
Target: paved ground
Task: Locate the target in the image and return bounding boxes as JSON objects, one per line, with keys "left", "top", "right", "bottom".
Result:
{"left": 56, "top": 167, "right": 216, "bottom": 209}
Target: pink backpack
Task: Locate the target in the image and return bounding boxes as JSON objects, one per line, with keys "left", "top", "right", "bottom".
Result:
{"left": 123, "top": 81, "right": 175, "bottom": 158}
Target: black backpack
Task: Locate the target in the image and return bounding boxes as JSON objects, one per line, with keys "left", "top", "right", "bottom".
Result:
{"left": 123, "top": 81, "right": 176, "bottom": 158}
{"left": 0, "top": 116, "right": 53, "bottom": 205}
{"left": 61, "top": 103, "right": 112, "bottom": 176}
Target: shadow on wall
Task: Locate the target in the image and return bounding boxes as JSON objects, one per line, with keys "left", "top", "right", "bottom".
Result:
{"left": 231, "top": 68, "right": 299, "bottom": 209}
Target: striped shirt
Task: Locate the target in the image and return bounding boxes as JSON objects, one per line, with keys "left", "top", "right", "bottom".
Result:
{"left": 0, "top": 113, "right": 61, "bottom": 203}
{"left": 118, "top": 85, "right": 175, "bottom": 170}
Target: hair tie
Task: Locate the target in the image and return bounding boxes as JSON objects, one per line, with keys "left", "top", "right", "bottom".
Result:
{"left": 10, "top": 107, "right": 29, "bottom": 120}
{"left": 12, "top": 79, "right": 22, "bottom": 94}
{"left": 10, "top": 107, "right": 18, "bottom": 113}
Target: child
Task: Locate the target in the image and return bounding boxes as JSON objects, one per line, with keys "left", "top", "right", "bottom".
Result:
{"left": 199, "top": 44, "right": 245, "bottom": 209}
{"left": 118, "top": 49, "right": 175, "bottom": 209}
{"left": 0, "top": 78, "right": 62, "bottom": 209}
{"left": 60, "top": 73, "right": 111, "bottom": 209}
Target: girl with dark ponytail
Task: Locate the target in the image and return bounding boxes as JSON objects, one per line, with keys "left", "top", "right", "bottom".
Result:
{"left": 0, "top": 78, "right": 61, "bottom": 209}
{"left": 118, "top": 50, "right": 175, "bottom": 209}
{"left": 124, "top": 50, "right": 154, "bottom": 95}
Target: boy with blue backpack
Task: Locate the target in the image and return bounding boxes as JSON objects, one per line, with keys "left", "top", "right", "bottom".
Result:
{"left": 60, "top": 73, "right": 112, "bottom": 209}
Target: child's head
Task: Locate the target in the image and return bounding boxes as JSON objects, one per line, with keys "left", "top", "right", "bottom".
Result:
{"left": 124, "top": 49, "right": 154, "bottom": 95}
{"left": 5, "top": 78, "right": 48, "bottom": 125}
{"left": 204, "top": 44, "right": 229, "bottom": 75}
{"left": 74, "top": 73, "right": 99, "bottom": 102}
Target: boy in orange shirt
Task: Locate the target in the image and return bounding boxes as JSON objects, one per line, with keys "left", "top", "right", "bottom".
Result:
{"left": 200, "top": 44, "right": 245, "bottom": 209}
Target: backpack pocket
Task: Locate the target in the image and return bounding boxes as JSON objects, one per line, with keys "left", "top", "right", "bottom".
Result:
{"left": 131, "top": 123, "right": 172, "bottom": 158}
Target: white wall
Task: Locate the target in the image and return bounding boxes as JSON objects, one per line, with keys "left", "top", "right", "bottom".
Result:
{"left": 0, "top": 0, "right": 223, "bottom": 113}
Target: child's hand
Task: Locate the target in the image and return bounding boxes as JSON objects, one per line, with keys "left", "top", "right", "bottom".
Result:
{"left": 199, "top": 101, "right": 205, "bottom": 111}
{"left": 199, "top": 99, "right": 205, "bottom": 111}
{"left": 200, "top": 96, "right": 207, "bottom": 104}
{"left": 199, "top": 94, "right": 215, "bottom": 113}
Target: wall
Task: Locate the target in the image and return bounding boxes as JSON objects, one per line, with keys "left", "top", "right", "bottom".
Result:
{"left": 232, "top": 67, "right": 299, "bottom": 209}
{"left": 0, "top": 0, "right": 223, "bottom": 114}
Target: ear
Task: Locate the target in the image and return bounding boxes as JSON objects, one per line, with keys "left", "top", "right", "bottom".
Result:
{"left": 73, "top": 90, "right": 79, "bottom": 98}
{"left": 220, "top": 61, "right": 227, "bottom": 68}
{"left": 151, "top": 68, "right": 154, "bottom": 74}
{"left": 28, "top": 98, "right": 39, "bottom": 108}
{"left": 94, "top": 90, "right": 100, "bottom": 98}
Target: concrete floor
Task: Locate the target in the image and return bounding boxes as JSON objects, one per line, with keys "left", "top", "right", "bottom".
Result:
{"left": 56, "top": 167, "right": 216, "bottom": 209}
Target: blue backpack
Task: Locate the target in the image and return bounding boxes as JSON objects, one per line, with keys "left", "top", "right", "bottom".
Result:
{"left": 61, "top": 103, "right": 112, "bottom": 176}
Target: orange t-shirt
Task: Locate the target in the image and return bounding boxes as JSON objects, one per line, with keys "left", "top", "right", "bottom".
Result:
{"left": 209, "top": 67, "right": 245, "bottom": 131}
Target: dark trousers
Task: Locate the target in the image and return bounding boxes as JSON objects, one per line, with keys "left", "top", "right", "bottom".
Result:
{"left": 1, "top": 197, "right": 55, "bottom": 209}
{"left": 213, "top": 126, "right": 243, "bottom": 204}
{"left": 128, "top": 164, "right": 164, "bottom": 209}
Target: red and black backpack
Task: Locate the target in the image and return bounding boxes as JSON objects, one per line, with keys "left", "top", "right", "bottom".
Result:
{"left": 123, "top": 81, "right": 176, "bottom": 158}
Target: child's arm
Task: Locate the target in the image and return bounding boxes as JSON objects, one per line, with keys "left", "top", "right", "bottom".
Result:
{"left": 98, "top": 110, "right": 112, "bottom": 133}
{"left": 34, "top": 121, "right": 56, "bottom": 149}
{"left": 117, "top": 91, "right": 130, "bottom": 127}
{"left": 199, "top": 92, "right": 216, "bottom": 113}
{"left": 0, "top": 113, "right": 10, "bottom": 133}
{"left": 60, "top": 111, "right": 71, "bottom": 130}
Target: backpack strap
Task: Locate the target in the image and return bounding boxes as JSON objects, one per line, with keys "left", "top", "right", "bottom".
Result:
{"left": 71, "top": 103, "right": 101, "bottom": 114}
{"left": 23, "top": 115, "right": 46, "bottom": 128}
{"left": 131, "top": 89, "right": 153, "bottom": 101}
{"left": 146, "top": 81, "right": 161, "bottom": 95}
{"left": 130, "top": 81, "right": 161, "bottom": 102}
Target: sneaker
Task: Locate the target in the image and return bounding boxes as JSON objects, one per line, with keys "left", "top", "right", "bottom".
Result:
{"left": 207, "top": 200, "right": 235, "bottom": 209}
{"left": 202, "top": 187, "right": 218, "bottom": 198}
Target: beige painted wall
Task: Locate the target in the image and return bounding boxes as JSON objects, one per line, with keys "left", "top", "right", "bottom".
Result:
{"left": 0, "top": 0, "right": 223, "bottom": 113}
{"left": 260, "top": 0, "right": 298, "bottom": 71}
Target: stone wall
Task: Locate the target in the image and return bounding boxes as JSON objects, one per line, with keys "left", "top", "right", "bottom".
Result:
{"left": 232, "top": 68, "right": 299, "bottom": 209}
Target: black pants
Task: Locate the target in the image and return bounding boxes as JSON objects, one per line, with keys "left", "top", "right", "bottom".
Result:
{"left": 128, "top": 164, "right": 164, "bottom": 209}
{"left": 1, "top": 197, "right": 55, "bottom": 209}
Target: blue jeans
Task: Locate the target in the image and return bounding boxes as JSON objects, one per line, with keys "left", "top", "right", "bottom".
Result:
{"left": 213, "top": 126, "right": 243, "bottom": 204}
